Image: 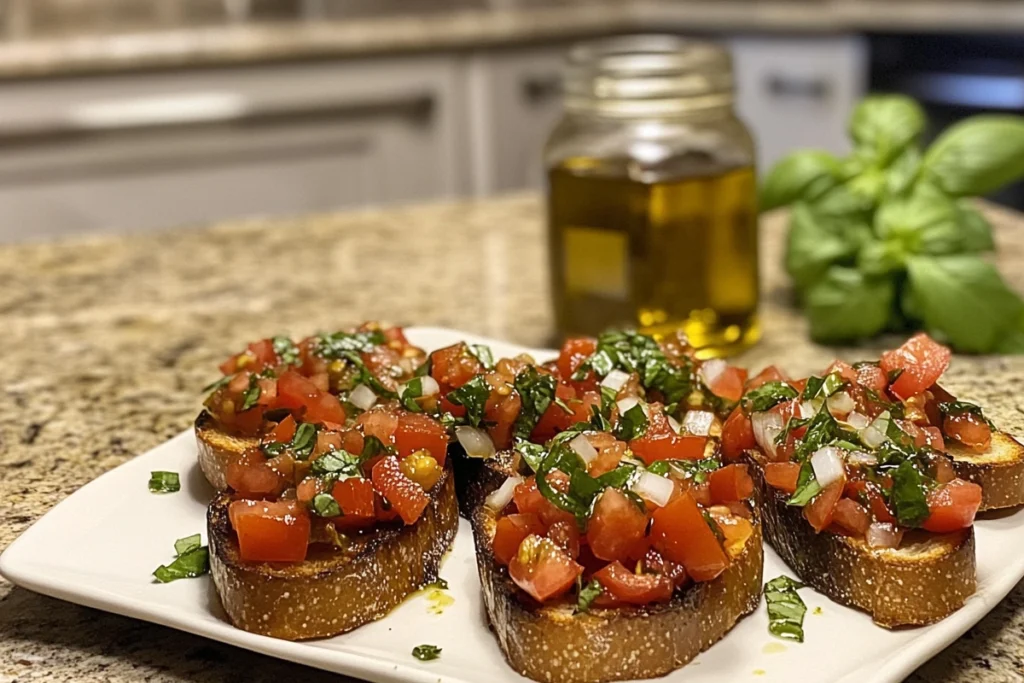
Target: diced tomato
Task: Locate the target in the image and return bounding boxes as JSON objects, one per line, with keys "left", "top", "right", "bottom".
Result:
{"left": 630, "top": 409, "right": 707, "bottom": 464}
{"left": 832, "top": 498, "right": 871, "bottom": 536}
{"left": 922, "top": 479, "right": 982, "bottom": 533}
{"left": 703, "top": 364, "right": 747, "bottom": 403}
{"left": 650, "top": 492, "right": 729, "bottom": 582}
{"left": 880, "top": 333, "right": 952, "bottom": 399}
{"left": 896, "top": 419, "right": 946, "bottom": 452}
{"left": 430, "top": 343, "right": 483, "bottom": 391}
{"left": 531, "top": 383, "right": 601, "bottom": 442}
{"left": 229, "top": 499, "right": 310, "bottom": 563}
{"left": 592, "top": 561, "right": 674, "bottom": 607}
{"left": 295, "top": 476, "right": 322, "bottom": 504}
{"left": 642, "top": 548, "right": 689, "bottom": 588}
{"left": 371, "top": 456, "right": 430, "bottom": 524}
{"left": 763, "top": 462, "right": 801, "bottom": 494}
{"left": 707, "top": 508, "right": 754, "bottom": 557}
{"left": 508, "top": 535, "right": 583, "bottom": 603}
{"left": 274, "top": 370, "right": 320, "bottom": 410}
{"left": 855, "top": 363, "right": 888, "bottom": 392}
{"left": 331, "top": 477, "right": 377, "bottom": 528}
{"left": 485, "top": 390, "right": 522, "bottom": 452}
{"left": 943, "top": 412, "right": 993, "bottom": 453}
{"left": 512, "top": 474, "right": 576, "bottom": 528}
{"left": 586, "top": 433, "right": 628, "bottom": 477}
{"left": 745, "top": 365, "right": 788, "bottom": 391}
{"left": 825, "top": 360, "right": 858, "bottom": 383}
{"left": 804, "top": 478, "right": 845, "bottom": 533}
{"left": 492, "top": 513, "right": 546, "bottom": 566}
{"left": 708, "top": 464, "right": 754, "bottom": 503}
{"left": 340, "top": 429, "right": 365, "bottom": 456}
{"left": 303, "top": 392, "right": 346, "bottom": 425}
{"left": 394, "top": 412, "right": 448, "bottom": 464}
{"left": 226, "top": 450, "right": 287, "bottom": 496}
{"left": 845, "top": 479, "right": 894, "bottom": 523}
{"left": 358, "top": 408, "right": 399, "bottom": 444}
{"left": 546, "top": 520, "right": 581, "bottom": 559}
{"left": 374, "top": 491, "right": 401, "bottom": 522}
{"left": 586, "top": 488, "right": 648, "bottom": 563}
{"left": 266, "top": 415, "right": 297, "bottom": 444}
{"left": 360, "top": 346, "right": 403, "bottom": 392}
{"left": 721, "top": 408, "right": 757, "bottom": 461}
{"left": 556, "top": 337, "right": 597, "bottom": 379}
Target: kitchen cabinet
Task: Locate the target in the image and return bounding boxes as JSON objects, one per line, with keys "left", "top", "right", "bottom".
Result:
{"left": 0, "top": 57, "right": 466, "bottom": 242}
{"left": 728, "top": 35, "right": 868, "bottom": 172}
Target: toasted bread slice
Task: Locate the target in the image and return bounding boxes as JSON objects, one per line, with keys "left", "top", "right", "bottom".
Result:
{"left": 466, "top": 456, "right": 763, "bottom": 683}
{"left": 195, "top": 410, "right": 258, "bottom": 491}
{"left": 945, "top": 431, "right": 1024, "bottom": 511}
{"left": 746, "top": 452, "right": 975, "bottom": 628}
{"left": 207, "top": 464, "right": 459, "bottom": 640}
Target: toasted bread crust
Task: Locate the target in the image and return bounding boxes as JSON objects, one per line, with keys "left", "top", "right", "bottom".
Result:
{"left": 195, "top": 410, "right": 258, "bottom": 491}
{"left": 946, "top": 432, "right": 1024, "bottom": 511}
{"left": 208, "top": 464, "right": 459, "bottom": 640}
{"left": 746, "top": 452, "right": 976, "bottom": 628}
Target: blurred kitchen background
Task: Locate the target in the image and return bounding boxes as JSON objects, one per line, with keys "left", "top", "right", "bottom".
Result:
{"left": 0, "top": 0, "right": 1022, "bottom": 243}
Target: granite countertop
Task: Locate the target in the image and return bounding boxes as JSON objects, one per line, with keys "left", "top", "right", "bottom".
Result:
{"left": 1, "top": 0, "right": 1024, "bottom": 80}
{"left": 1, "top": 194, "right": 1024, "bottom": 682}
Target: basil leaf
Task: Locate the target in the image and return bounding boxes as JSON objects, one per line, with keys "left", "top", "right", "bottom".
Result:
{"left": 290, "top": 422, "right": 318, "bottom": 460}
{"left": 240, "top": 374, "right": 262, "bottom": 411}
{"left": 906, "top": 254, "right": 1024, "bottom": 354}
{"left": 447, "top": 376, "right": 490, "bottom": 428}
{"left": 314, "top": 330, "right": 387, "bottom": 357}
{"left": 512, "top": 367, "right": 556, "bottom": 440}
{"left": 922, "top": 115, "right": 1024, "bottom": 196}
{"left": 469, "top": 344, "right": 495, "bottom": 370}
{"left": 515, "top": 439, "right": 547, "bottom": 473}
{"left": 805, "top": 266, "right": 894, "bottom": 344}
{"left": 153, "top": 538, "right": 209, "bottom": 583}
{"left": 956, "top": 202, "right": 996, "bottom": 253}
{"left": 312, "top": 492, "right": 342, "bottom": 518}
{"left": 553, "top": 397, "right": 575, "bottom": 414}
{"left": 765, "top": 574, "right": 808, "bottom": 643}
{"left": 874, "top": 184, "right": 966, "bottom": 257}
{"left": 849, "top": 94, "right": 926, "bottom": 165}
{"left": 885, "top": 146, "right": 922, "bottom": 198}
{"left": 573, "top": 330, "right": 692, "bottom": 405}
{"left": 784, "top": 204, "right": 866, "bottom": 292}
{"left": 272, "top": 335, "right": 300, "bottom": 366}
{"left": 801, "top": 372, "right": 844, "bottom": 400}
{"left": 400, "top": 377, "right": 425, "bottom": 413}
{"left": 594, "top": 464, "right": 637, "bottom": 490}
{"left": 576, "top": 579, "right": 603, "bottom": 614}
{"left": 174, "top": 533, "right": 201, "bottom": 556}
{"left": 412, "top": 644, "right": 442, "bottom": 661}
{"left": 361, "top": 435, "right": 395, "bottom": 459}
{"left": 614, "top": 403, "right": 648, "bottom": 442}
{"left": 148, "top": 471, "right": 181, "bottom": 494}
{"left": 890, "top": 460, "right": 930, "bottom": 527}
{"left": 311, "top": 450, "right": 362, "bottom": 478}
{"left": 787, "top": 461, "right": 821, "bottom": 507}
{"left": 741, "top": 381, "right": 798, "bottom": 414}
{"left": 338, "top": 350, "right": 398, "bottom": 399}
{"left": 648, "top": 457, "right": 721, "bottom": 484}
{"left": 202, "top": 374, "right": 233, "bottom": 394}
{"left": 760, "top": 150, "right": 841, "bottom": 211}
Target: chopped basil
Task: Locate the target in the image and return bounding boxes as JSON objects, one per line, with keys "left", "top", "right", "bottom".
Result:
{"left": 148, "top": 471, "right": 180, "bottom": 493}
{"left": 469, "top": 344, "right": 495, "bottom": 370}
{"left": 310, "top": 450, "right": 362, "bottom": 478}
{"left": 741, "top": 381, "right": 798, "bottom": 414}
{"left": 412, "top": 644, "right": 441, "bottom": 661}
{"left": 261, "top": 441, "right": 286, "bottom": 457}
{"left": 174, "top": 533, "right": 201, "bottom": 556}
{"left": 314, "top": 330, "right": 387, "bottom": 357}
{"left": 572, "top": 330, "right": 692, "bottom": 405}
{"left": 515, "top": 439, "right": 546, "bottom": 473}
{"left": 553, "top": 397, "right": 575, "bottom": 414}
{"left": 362, "top": 435, "right": 396, "bottom": 459}
{"left": 240, "top": 374, "right": 262, "bottom": 411}
{"left": 290, "top": 422, "right": 318, "bottom": 460}
{"left": 613, "top": 403, "right": 648, "bottom": 442}
{"left": 447, "top": 375, "right": 490, "bottom": 427}
{"left": 271, "top": 335, "right": 300, "bottom": 366}
{"left": 594, "top": 464, "right": 637, "bottom": 489}
{"left": 764, "top": 575, "right": 808, "bottom": 642}
{"left": 153, "top": 535, "right": 209, "bottom": 583}
{"left": 576, "top": 579, "right": 603, "bottom": 613}
{"left": 801, "top": 372, "right": 844, "bottom": 400}
{"left": 703, "top": 510, "right": 726, "bottom": 542}
{"left": 890, "top": 460, "right": 930, "bottom": 527}
{"left": 512, "top": 367, "right": 557, "bottom": 440}
{"left": 646, "top": 457, "right": 721, "bottom": 483}
{"left": 413, "top": 357, "right": 431, "bottom": 377}
{"left": 787, "top": 461, "right": 822, "bottom": 507}
{"left": 400, "top": 377, "right": 425, "bottom": 413}
{"left": 312, "top": 492, "right": 342, "bottom": 518}
{"left": 202, "top": 374, "right": 233, "bottom": 394}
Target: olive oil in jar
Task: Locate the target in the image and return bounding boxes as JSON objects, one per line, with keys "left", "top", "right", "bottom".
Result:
{"left": 548, "top": 161, "right": 760, "bottom": 356}
{"left": 544, "top": 36, "right": 761, "bottom": 357}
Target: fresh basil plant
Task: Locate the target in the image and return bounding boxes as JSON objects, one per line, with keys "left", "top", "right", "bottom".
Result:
{"left": 762, "top": 94, "right": 1024, "bottom": 353}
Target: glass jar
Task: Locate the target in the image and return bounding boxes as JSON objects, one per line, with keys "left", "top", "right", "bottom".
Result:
{"left": 545, "top": 35, "right": 760, "bottom": 358}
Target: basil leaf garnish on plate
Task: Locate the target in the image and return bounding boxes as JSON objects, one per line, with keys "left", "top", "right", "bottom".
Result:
{"left": 764, "top": 575, "right": 808, "bottom": 642}
{"left": 173, "top": 533, "right": 201, "bottom": 556}
{"left": 153, "top": 535, "right": 209, "bottom": 583}
{"left": 148, "top": 471, "right": 180, "bottom": 493}
{"left": 412, "top": 644, "right": 442, "bottom": 661}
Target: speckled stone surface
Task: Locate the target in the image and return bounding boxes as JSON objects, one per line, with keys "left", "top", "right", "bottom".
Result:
{"left": 1, "top": 194, "right": 1023, "bottom": 682}
{"left": 2, "top": 0, "right": 1024, "bottom": 80}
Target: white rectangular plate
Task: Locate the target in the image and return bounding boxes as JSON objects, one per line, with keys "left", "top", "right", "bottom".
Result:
{"left": 2, "top": 327, "right": 1022, "bottom": 683}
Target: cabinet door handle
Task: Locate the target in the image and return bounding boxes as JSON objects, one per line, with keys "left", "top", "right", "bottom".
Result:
{"left": 521, "top": 75, "right": 562, "bottom": 104}
{"left": 765, "top": 75, "right": 831, "bottom": 101}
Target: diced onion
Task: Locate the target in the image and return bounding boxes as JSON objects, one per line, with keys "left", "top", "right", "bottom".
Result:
{"left": 667, "top": 415, "right": 683, "bottom": 435}
{"left": 569, "top": 433, "right": 598, "bottom": 464}
{"left": 456, "top": 426, "right": 495, "bottom": 459}
{"left": 751, "top": 410, "right": 784, "bottom": 458}
{"left": 419, "top": 375, "right": 440, "bottom": 396}
{"left": 485, "top": 476, "right": 522, "bottom": 511}
{"left": 601, "top": 369, "right": 630, "bottom": 392}
{"left": 630, "top": 471, "right": 675, "bottom": 508}
{"left": 860, "top": 411, "right": 891, "bottom": 449}
{"left": 699, "top": 359, "right": 727, "bottom": 387}
{"left": 349, "top": 384, "right": 377, "bottom": 411}
{"left": 810, "top": 446, "right": 845, "bottom": 488}
{"left": 827, "top": 390, "right": 855, "bottom": 416}
{"left": 682, "top": 410, "right": 715, "bottom": 437}
{"left": 799, "top": 399, "right": 822, "bottom": 418}
{"left": 844, "top": 411, "right": 870, "bottom": 430}
{"left": 616, "top": 397, "right": 649, "bottom": 417}
{"left": 847, "top": 450, "right": 878, "bottom": 467}
{"left": 866, "top": 522, "right": 904, "bottom": 549}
